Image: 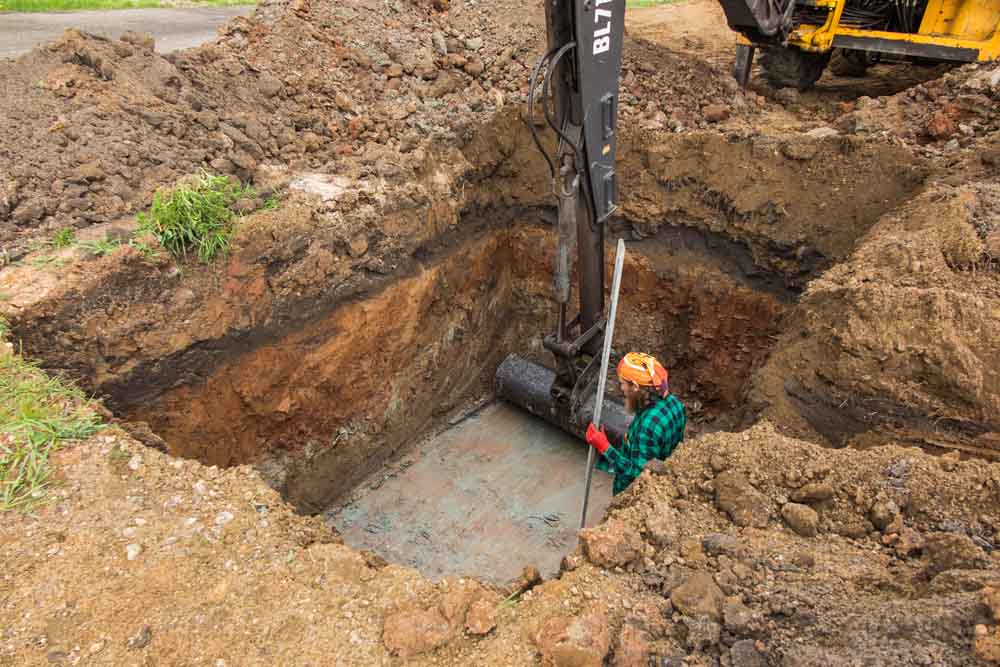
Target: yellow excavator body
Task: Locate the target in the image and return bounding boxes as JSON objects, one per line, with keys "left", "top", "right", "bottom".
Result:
{"left": 723, "top": 0, "right": 999, "bottom": 88}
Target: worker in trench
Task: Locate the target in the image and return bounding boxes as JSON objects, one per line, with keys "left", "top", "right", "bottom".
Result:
{"left": 585, "top": 352, "right": 686, "bottom": 495}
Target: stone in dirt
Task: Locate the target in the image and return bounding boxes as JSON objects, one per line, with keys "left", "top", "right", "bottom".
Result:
{"left": 781, "top": 503, "right": 818, "bottom": 537}
{"left": 512, "top": 565, "right": 543, "bottom": 594}
{"left": 714, "top": 471, "right": 770, "bottom": 528}
{"left": 579, "top": 520, "right": 644, "bottom": 568}
{"left": 613, "top": 624, "right": 652, "bottom": 667}
{"left": 383, "top": 606, "right": 453, "bottom": 658}
{"left": 126, "top": 625, "right": 152, "bottom": 650}
{"left": 774, "top": 88, "right": 799, "bottom": 105}
{"left": 892, "top": 527, "right": 925, "bottom": 558}
{"left": 535, "top": 610, "right": 611, "bottom": 667}
{"left": 681, "top": 615, "right": 721, "bottom": 651}
{"left": 868, "top": 499, "right": 899, "bottom": 532}
{"left": 702, "top": 533, "right": 742, "bottom": 558}
{"left": 926, "top": 110, "right": 957, "bottom": 139}
{"left": 925, "top": 532, "right": 985, "bottom": 573}
{"left": 724, "top": 599, "right": 754, "bottom": 635}
{"left": 645, "top": 503, "right": 679, "bottom": 547}
{"left": 465, "top": 597, "right": 497, "bottom": 635}
{"left": 730, "top": 639, "right": 767, "bottom": 667}
{"left": 439, "top": 579, "right": 486, "bottom": 631}
{"left": 120, "top": 31, "right": 155, "bottom": 52}
{"left": 703, "top": 103, "right": 730, "bottom": 123}
{"left": 805, "top": 127, "right": 839, "bottom": 139}
{"left": 984, "top": 587, "right": 1000, "bottom": 622}
{"left": 975, "top": 625, "right": 1000, "bottom": 662}
{"left": 790, "top": 482, "right": 834, "bottom": 504}
{"left": 670, "top": 572, "right": 724, "bottom": 621}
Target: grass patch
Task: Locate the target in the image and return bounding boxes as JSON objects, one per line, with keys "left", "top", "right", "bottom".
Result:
{"left": 138, "top": 170, "right": 254, "bottom": 263}
{"left": 50, "top": 228, "right": 76, "bottom": 249}
{"left": 78, "top": 238, "right": 124, "bottom": 256}
{"left": 0, "top": 0, "right": 253, "bottom": 12}
{"left": 0, "top": 340, "right": 103, "bottom": 511}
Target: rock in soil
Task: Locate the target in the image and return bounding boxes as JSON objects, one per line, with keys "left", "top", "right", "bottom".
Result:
{"left": 579, "top": 520, "right": 644, "bottom": 568}
{"left": 670, "top": 572, "right": 725, "bottom": 621}
{"left": 382, "top": 607, "right": 453, "bottom": 658}
{"left": 714, "top": 471, "right": 770, "bottom": 528}
{"left": 535, "top": 610, "right": 611, "bottom": 667}
{"left": 781, "top": 502, "right": 819, "bottom": 537}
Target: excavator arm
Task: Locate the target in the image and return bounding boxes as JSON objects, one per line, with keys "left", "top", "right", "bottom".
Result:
{"left": 495, "top": 0, "right": 630, "bottom": 444}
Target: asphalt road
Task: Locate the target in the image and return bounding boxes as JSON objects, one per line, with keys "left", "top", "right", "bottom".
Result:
{"left": 0, "top": 6, "right": 254, "bottom": 59}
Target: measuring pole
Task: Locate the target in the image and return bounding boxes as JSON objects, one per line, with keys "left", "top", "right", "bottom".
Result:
{"left": 580, "top": 238, "right": 626, "bottom": 529}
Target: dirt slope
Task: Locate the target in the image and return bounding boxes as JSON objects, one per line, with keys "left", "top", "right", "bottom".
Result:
{"left": 3, "top": 417, "right": 999, "bottom": 666}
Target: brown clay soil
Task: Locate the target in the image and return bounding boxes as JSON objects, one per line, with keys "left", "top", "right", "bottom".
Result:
{"left": 2, "top": 0, "right": 1000, "bottom": 664}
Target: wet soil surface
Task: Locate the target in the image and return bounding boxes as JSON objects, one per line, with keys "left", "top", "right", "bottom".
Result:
{"left": 326, "top": 402, "right": 613, "bottom": 583}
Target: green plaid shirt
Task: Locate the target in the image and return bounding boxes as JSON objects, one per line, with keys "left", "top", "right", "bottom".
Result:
{"left": 597, "top": 394, "right": 686, "bottom": 495}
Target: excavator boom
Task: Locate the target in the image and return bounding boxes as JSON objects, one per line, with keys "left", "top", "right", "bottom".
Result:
{"left": 495, "top": 0, "right": 630, "bottom": 445}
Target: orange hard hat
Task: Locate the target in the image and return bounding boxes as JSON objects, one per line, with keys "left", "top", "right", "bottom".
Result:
{"left": 617, "top": 352, "right": 669, "bottom": 397}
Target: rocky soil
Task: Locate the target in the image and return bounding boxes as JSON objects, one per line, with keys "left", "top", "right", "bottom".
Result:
{"left": 1, "top": 0, "right": 1000, "bottom": 664}
{"left": 3, "top": 414, "right": 999, "bottom": 666}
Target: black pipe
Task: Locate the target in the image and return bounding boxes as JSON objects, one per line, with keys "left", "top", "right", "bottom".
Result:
{"left": 495, "top": 354, "right": 629, "bottom": 446}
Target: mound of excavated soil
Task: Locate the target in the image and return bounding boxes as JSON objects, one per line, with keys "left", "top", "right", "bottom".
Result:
{"left": 2, "top": 416, "right": 998, "bottom": 666}
{"left": 752, "top": 181, "right": 1000, "bottom": 457}
{"left": 0, "top": 0, "right": 752, "bottom": 262}
{"left": 833, "top": 61, "right": 1000, "bottom": 152}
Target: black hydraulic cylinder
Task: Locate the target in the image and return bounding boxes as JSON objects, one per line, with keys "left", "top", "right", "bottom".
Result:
{"left": 495, "top": 354, "right": 629, "bottom": 446}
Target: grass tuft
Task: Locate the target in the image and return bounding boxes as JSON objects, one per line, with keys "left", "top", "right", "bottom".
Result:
{"left": 0, "top": 0, "right": 253, "bottom": 13}
{"left": 50, "top": 228, "right": 76, "bottom": 249}
{"left": 0, "top": 348, "right": 103, "bottom": 511}
{"left": 138, "top": 170, "right": 254, "bottom": 263}
{"left": 78, "top": 239, "right": 123, "bottom": 256}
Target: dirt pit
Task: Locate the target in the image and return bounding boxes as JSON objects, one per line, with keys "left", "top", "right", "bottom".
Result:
{"left": 0, "top": 110, "right": 948, "bottom": 587}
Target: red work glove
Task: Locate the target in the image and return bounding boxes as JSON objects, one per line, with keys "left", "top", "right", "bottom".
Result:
{"left": 586, "top": 423, "right": 610, "bottom": 455}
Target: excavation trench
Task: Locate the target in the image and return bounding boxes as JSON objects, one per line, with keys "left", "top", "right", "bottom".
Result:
{"left": 3, "top": 126, "right": 930, "bottom": 581}
{"left": 116, "top": 220, "right": 789, "bottom": 580}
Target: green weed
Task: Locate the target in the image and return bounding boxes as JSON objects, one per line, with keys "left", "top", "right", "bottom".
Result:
{"left": 50, "top": 228, "right": 76, "bottom": 249}
{"left": 28, "top": 255, "right": 67, "bottom": 269}
{"left": 127, "top": 239, "right": 158, "bottom": 259}
{"left": 262, "top": 196, "right": 280, "bottom": 211}
{"left": 0, "top": 353, "right": 103, "bottom": 511}
{"left": 138, "top": 170, "right": 254, "bottom": 263}
{"left": 78, "top": 239, "right": 123, "bottom": 257}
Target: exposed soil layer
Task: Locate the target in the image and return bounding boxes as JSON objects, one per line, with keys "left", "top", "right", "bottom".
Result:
{"left": 3, "top": 106, "right": 934, "bottom": 511}
{"left": 752, "top": 182, "right": 1000, "bottom": 458}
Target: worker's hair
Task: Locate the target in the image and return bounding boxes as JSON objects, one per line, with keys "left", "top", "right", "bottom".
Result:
{"left": 627, "top": 384, "right": 665, "bottom": 414}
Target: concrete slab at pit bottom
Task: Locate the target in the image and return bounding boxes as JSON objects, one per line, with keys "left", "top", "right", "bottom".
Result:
{"left": 325, "top": 402, "right": 613, "bottom": 583}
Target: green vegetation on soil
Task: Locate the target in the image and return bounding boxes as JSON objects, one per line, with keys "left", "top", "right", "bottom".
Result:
{"left": 50, "top": 228, "right": 76, "bottom": 249}
{"left": 0, "top": 0, "right": 252, "bottom": 12}
{"left": 138, "top": 170, "right": 254, "bottom": 263}
{"left": 0, "top": 329, "right": 103, "bottom": 511}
